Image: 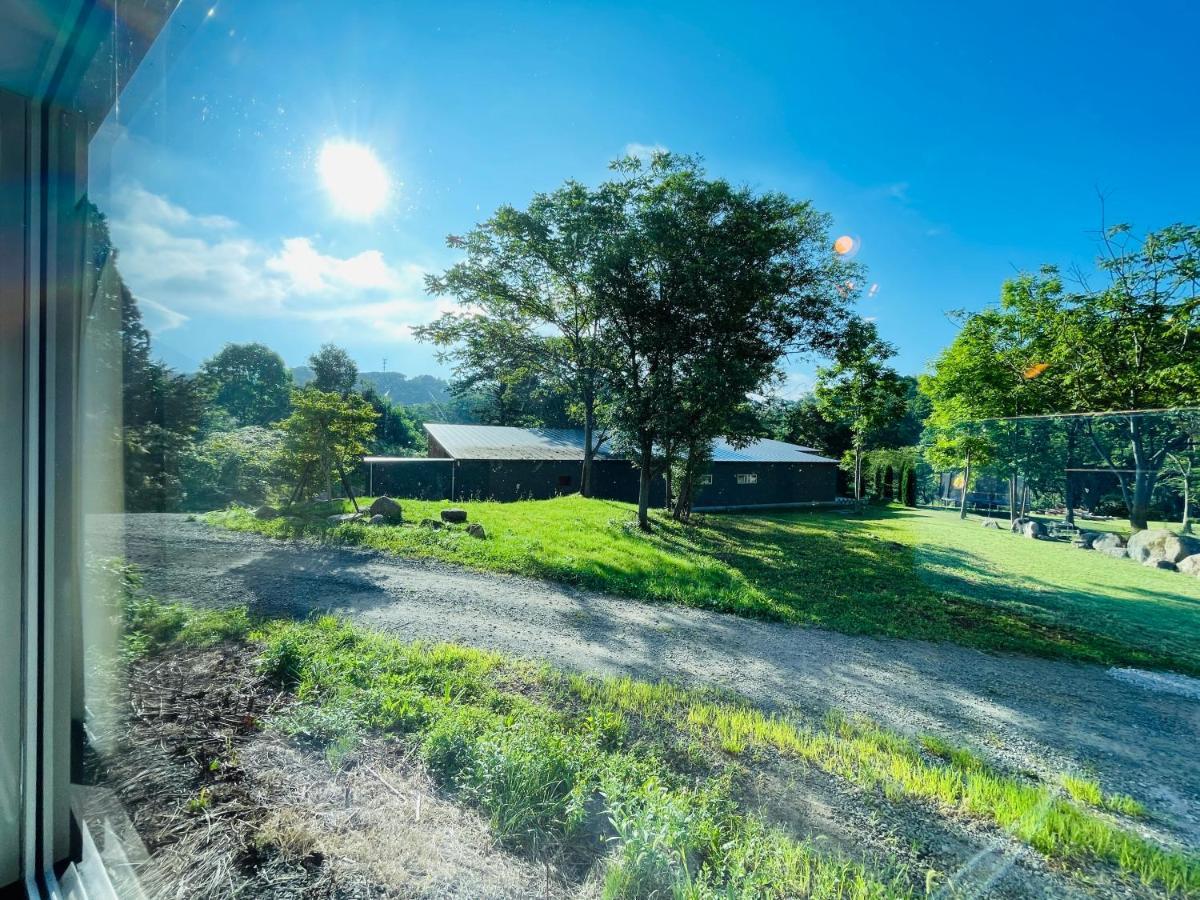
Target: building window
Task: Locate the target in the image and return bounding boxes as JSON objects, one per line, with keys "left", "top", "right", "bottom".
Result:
{"left": 736, "top": 473, "right": 758, "bottom": 485}
{"left": 558, "top": 474, "right": 573, "bottom": 487}
{"left": 699, "top": 474, "right": 712, "bottom": 485}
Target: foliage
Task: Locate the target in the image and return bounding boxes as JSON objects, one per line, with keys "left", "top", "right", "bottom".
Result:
{"left": 207, "top": 496, "right": 1200, "bottom": 673}
{"left": 360, "top": 386, "right": 427, "bottom": 456}
{"left": 179, "top": 425, "right": 283, "bottom": 510}
{"left": 306, "top": 343, "right": 358, "bottom": 395}
{"left": 755, "top": 394, "right": 854, "bottom": 460}
{"left": 277, "top": 389, "right": 378, "bottom": 504}
{"left": 199, "top": 342, "right": 294, "bottom": 427}
{"left": 816, "top": 318, "right": 908, "bottom": 504}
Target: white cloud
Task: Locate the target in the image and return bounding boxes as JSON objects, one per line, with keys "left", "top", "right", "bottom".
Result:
{"left": 106, "top": 184, "right": 438, "bottom": 342}
{"left": 623, "top": 141, "right": 669, "bottom": 160}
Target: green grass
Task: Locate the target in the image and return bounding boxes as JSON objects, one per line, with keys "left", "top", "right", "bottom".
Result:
{"left": 207, "top": 496, "right": 1200, "bottom": 673}
{"left": 125, "top": 594, "right": 1199, "bottom": 897}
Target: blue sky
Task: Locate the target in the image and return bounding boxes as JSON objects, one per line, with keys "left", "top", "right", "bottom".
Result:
{"left": 90, "top": 0, "right": 1200, "bottom": 393}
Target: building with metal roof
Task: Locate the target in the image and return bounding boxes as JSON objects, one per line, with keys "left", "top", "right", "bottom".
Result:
{"left": 365, "top": 424, "right": 839, "bottom": 509}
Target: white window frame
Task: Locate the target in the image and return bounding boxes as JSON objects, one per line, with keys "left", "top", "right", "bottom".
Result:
{"left": 736, "top": 473, "right": 758, "bottom": 485}
{"left": 698, "top": 474, "right": 712, "bottom": 485}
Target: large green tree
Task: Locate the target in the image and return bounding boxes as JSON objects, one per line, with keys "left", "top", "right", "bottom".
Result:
{"left": 200, "top": 343, "right": 293, "bottom": 426}
{"left": 278, "top": 389, "right": 378, "bottom": 508}
{"left": 593, "top": 153, "right": 853, "bottom": 528}
{"left": 418, "top": 181, "right": 613, "bottom": 494}
{"left": 815, "top": 318, "right": 908, "bottom": 506}
{"left": 308, "top": 343, "right": 359, "bottom": 395}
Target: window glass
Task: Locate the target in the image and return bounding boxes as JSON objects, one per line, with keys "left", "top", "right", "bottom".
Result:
{"left": 39, "top": 2, "right": 1200, "bottom": 898}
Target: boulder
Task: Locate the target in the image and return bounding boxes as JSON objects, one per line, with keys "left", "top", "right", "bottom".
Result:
{"left": 368, "top": 495, "right": 403, "bottom": 523}
{"left": 369, "top": 514, "right": 386, "bottom": 525}
{"left": 1091, "top": 532, "right": 1125, "bottom": 554}
{"left": 1097, "top": 545, "right": 1129, "bottom": 560}
{"left": 980, "top": 519, "right": 1001, "bottom": 529}
{"left": 419, "top": 517, "right": 443, "bottom": 530}
{"left": 440, "top": 508, "right": 468, "bottom": 524}
{"left": 253, "top": 505, "right": 280, "bottom": 520}
{"left": 1178, "top": 554, "right": 1200, "bottom": 577}
{"left": 1072, "top": 530, "right": 1100, "bottom": 549}
{"left": 1019, "top": 519, "right": 1047, "bottom": 540}
{"left": 466, "top": 523, "right": 487, "bottom": 539}
{"left": 1144, "top": 559, "right": 1178, "bottom": 571}
{"left": 1126, "top": 529, "right": 1200, "bottom": 565}
{"left": 326, "top": 512, "right": 363, "bottom": 524}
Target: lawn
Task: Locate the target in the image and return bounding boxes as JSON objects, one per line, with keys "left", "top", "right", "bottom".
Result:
{"left": 206, "top": 496, "right": 1200, "bottom": 674}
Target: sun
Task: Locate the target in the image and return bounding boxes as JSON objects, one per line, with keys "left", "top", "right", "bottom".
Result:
{"left": 317, "top": 139, "right": 390, "bottom": 220}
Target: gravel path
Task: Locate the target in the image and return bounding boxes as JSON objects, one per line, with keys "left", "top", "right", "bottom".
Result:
{"left": 107, "top": 513, "right": 1200, "bottom": 847}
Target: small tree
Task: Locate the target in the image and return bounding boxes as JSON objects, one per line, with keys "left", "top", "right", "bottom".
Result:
{"left": 815, "top": 319, "right": 908, "bottom": 507}
{"left": 922, "top": 395, "right": 994, "bottom": 519}
{"left": 308, "top": 343, "right": 359, "bottom": 395}
{"left": 278, "top": 390, "right": 378, "bottom": 510}
{"left": 1158, "top": 449, "right": 1197, "bottom": 534}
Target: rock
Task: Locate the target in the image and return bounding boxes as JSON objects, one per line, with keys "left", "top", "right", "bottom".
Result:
{"left": 1072, "top": 530, "right": 1100, "bottom": 549}
{"left": 1018, "top": 519, "right": 1046, "bottom": 540}
{"left": 1091, "top": 532, "right": 1126, "bottom": 553}
{"left": 1097, "top": 545, "right": 1129, "bottom": 560}
{"left": 1126, "top": 528, "right": 1200, "bottom": 565}
{"left": 466, "top": 523, "right": 487, "bottom": 539}
{"left": 1178, "top": 554, "right": 1200, "bottom": 577}
{"left": 419, "top": 517, "right": 443, "bottom": 530}
{"left": 1143, "top": 559, "right": 1177, "bottom": 571}
{"left": 326, "top": 513, "right": 362, "bottom": 524}
{"left": 369, "top": 514, "right": 386, "bottom": 525}
{"left": 440, "top": 508, "right": 468, "bottom": 524}
{"left": 253, "top": 505, "right": 279, "bottom": 520}
{"left": 368, "top": 495, "right": 403, "bottom": 523}
{"left": 980, "top": 519, "right": 1001, "bottom": 529}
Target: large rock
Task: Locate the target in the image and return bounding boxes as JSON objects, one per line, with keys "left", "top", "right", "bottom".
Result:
{"left": 980, "top": 519, "right": 1001, "bottom": 529}
{"left": 1015, "top": 519, "right": 1046, "bottom": 539}
{"left": 1097, "top": 545, "right": 1129, "bottom": 560}
{"left": 1178, "top": 554, "right": 1200, "bottom": 577}
{"left": 440, "top": 508, "right": 468, "bottom": 524}
{"left": 419, "top": 517, "right": 443, "bottom": 530}
{"left": 1072, "top": 531, "right": 1100, "bottom": 549}
{"left": 253, "top": 505, "right": 280, "bottom": 520}
{"left": 1126, "top": 529, "right": 1200, "bottom": 565}
{"left": 1091, "top": 532, "right": 1126, "bottom": 554}
{"left": 368, "top": 495, "right": 403, "bottom": 523}
{"left": 326, "top": 512, "right": 363, "bottom": 524}
{"left": 466, "top": 523, "right": 487, "bottom": 539}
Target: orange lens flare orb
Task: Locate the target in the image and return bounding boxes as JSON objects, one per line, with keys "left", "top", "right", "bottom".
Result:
{"left": 1023, "top": 362, "right": 1049, "bottom": 380}
{"left": 834, "top": 235, "right": 854, "bottom": 254}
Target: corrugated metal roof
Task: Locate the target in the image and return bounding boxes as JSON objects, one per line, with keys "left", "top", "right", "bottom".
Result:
{"left": 422, "top": 423, "right": 836, "bottom": 464}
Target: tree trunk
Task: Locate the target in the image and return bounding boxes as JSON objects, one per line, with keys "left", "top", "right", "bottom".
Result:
{"left": 335, "top": 457, "right": 360, "bottom": 512}
{"left": 1183, "top": 475, "right": 1192, "bottom": 535}
{"left": 636, "top": 440, "right": 654, "bottom": 531}
{"left": 581, "top": 398, "right": 595, "bottom": 498}
{"left": 854, "top": 446, "right": 863, "bottom": 508}
{"left": 1008, "top": 475, "right": 1018, "bottom": 524}
{"left": 1064, "top": 423, "right": 1078, "bottom": 525}
{"left": 1129, "top": 469, "right": 1156, "bottom": 532}
{"left": 959, "top": 451, "right": 972, "bottom": 520}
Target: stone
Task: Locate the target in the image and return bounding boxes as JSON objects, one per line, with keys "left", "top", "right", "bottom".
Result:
{"left": 369, "top": 514, "right": 386, "bottom": 525}
{"left": 466, "top": 523, "right": 487, "bottom": 539}
{"left": 1072, "top": 531, "right": 1100, "bottom": 549}
{"left": 253, "top": 505, "right": 279, "bottom": 520}
{"left": 1144, "top": 559, "right": 1178, "bottom": 571}
{"left": 368, "top": 495, "right": 403, "bottom": 523}
{"left": 1127, "top": 528, "right": 1200, "bottom": 565}
{"left": 1097, "top": 545, "right": 1129, "bottom": 560}
{"left": 326, "top": 512, "right": 362, "bottom": 524}
{"left": 1091, "top": 532, "right": 1125, "bottom": 554}
{"left": 980, "top": 519, "right": 1001, "bottom": 529}
{"left": 1019, "top": 519, "right": 1046, "bottom": 540}
{"left": 419, "top": 517, "right": 443, "bottom": 530}
{"left": 1178, "top": 554, "right": 1200, "bottom": 577}
{"left": 440, "top": 508, "right": 468, "bottom": 524}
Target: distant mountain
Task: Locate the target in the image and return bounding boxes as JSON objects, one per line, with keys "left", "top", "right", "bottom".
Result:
{"left": 291, "top": 367, "right": 452, "bottom": 407}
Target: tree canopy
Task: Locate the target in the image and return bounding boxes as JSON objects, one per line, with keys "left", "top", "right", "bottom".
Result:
{"left": 200, "top": 343, "right": 293, "bottom": 427}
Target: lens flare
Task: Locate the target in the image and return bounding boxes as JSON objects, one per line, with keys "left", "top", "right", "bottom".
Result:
{"left": 868, "top": 283, "right": 879, "bottom": 297}
{"left": 834, "top": 235, "right": 855, "bottom": 255}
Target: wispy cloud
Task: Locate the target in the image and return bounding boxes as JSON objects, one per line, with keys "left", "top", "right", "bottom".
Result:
{"left": 106, "top": 184, "right": 439, "bottom": 342}
{"left": 623, "top": 141, "right": 669, "bottom": 160}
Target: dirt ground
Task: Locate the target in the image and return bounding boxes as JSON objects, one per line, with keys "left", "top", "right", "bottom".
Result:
{"left": 101, "top": 513, "right": 1200, "bottom": 851}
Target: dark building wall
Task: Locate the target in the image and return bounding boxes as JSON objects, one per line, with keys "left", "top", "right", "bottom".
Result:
{"left": 451, "top": 458, "right": 667, "bottom": 504}
{"left": 367, "top": 461, "right": 454, "bottom": 500}
{"left": 692, "top": 461, "right": 838, "bottom": 509}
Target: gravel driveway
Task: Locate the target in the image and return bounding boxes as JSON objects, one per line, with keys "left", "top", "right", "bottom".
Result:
{"left": 105, "top": 513, "right": 1200, "bottom": 847}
